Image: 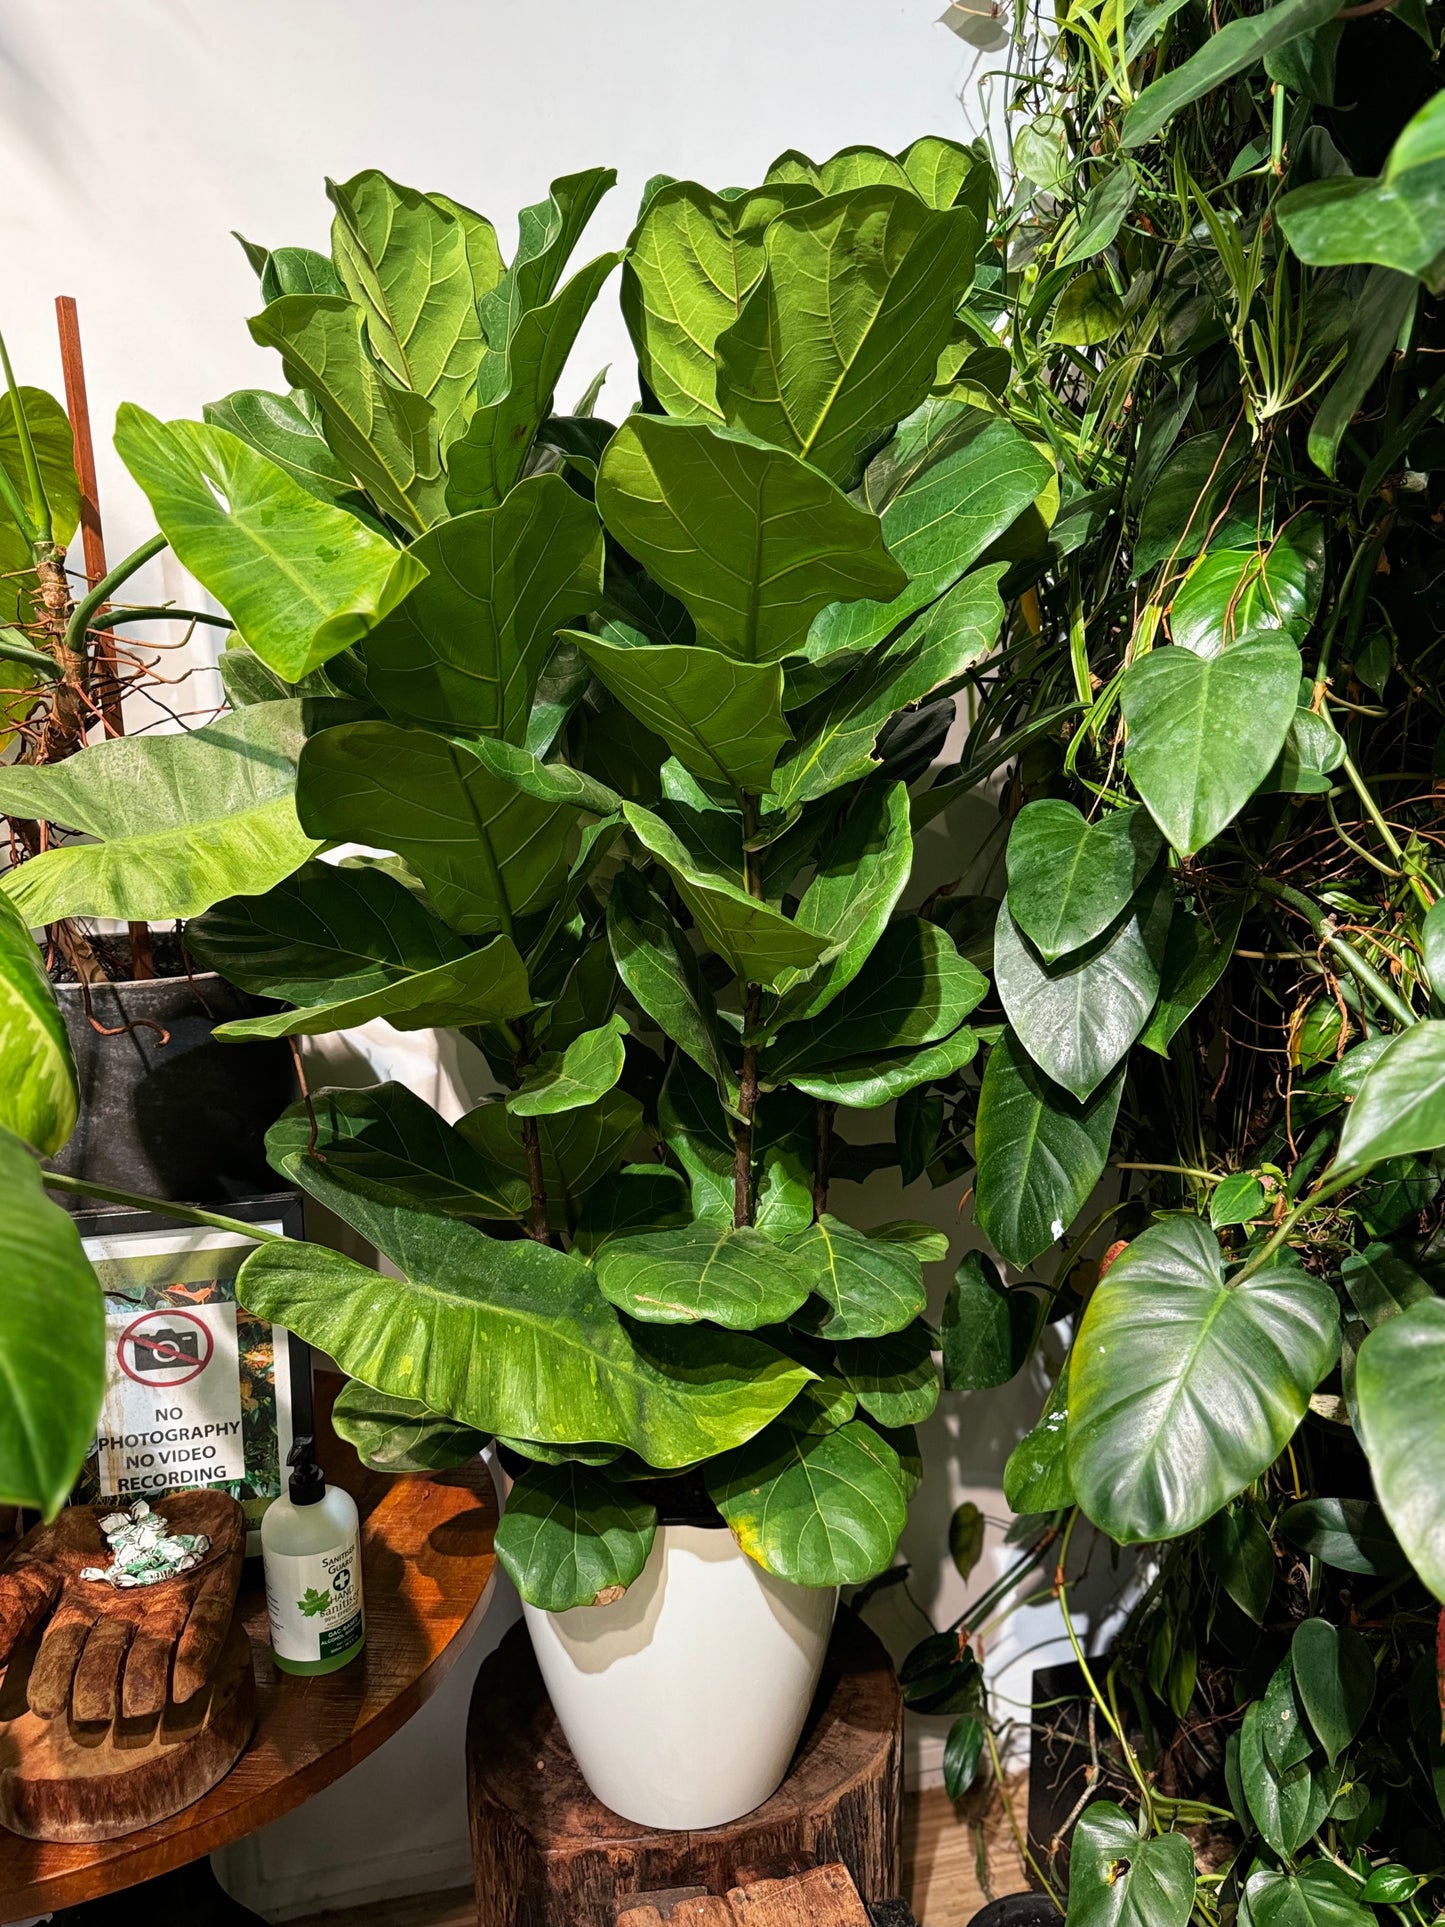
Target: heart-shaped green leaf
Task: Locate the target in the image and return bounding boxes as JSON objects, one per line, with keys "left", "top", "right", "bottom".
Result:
{"left": 1068, "top": 1215, "right": 1340, "bottom": 1541}
{"left": 941, "top": 1251, "right": 1037, "bottom": 1390}
{"left": 0, "top": 1127, "right": 105, "bottom": 1518}
{"left": 1291, "top": 1619, "right": 1374, "bottom": 1765}
{"left": 974, "top": 1029, "right": 1124, "bottom": 1268}
{"left": 1247, "top": 1862, "right": 1374, "bottom": 1927}
{"left": 1355, "top": 1297, "right": 1445, "bottom": 1598}
{"left": 1120, "top": 634, "right": 1302, "bottom": 855}
{"left": 1169, "top": 523, "right": 1324, "bottom": 658}
{"left": 705, "top": 1416, "right": 909, "bottom": 1584}
{"left": 1278, "top": 92, "right": 1445, "bottom": 292}
{"left": 1005, "top": 801, "right": 1161, "bottom": 963}
{"left": 1278, "top": 1497, "right": 1407, "bottom": 1576}
{"left": 495, "top": 1460, "right": 657, "bottom": 1611}
{"left": 1336, "top": 1019, "right": 1445, "bottom": 1173}
{"left": 1063, "top": 1801, "right": 1195, "bottom": 1927}
{"left": 994, "top": 881, "right": 1170, "bottom": 1101}
{"left": 1240, "top": 1700, "right": 1337, "bottom": 1855}
{"left": 594, "top": 1222, "right": 817, "bottom": 1330}
{"left": 509, "top": 1015, "right": 629, "bottom": 1117}
{"left": 0, "top": 890, "right": 76, "bottom": 1156}
{"left": 596, "top": 416, "right": 905, "bottom": 664}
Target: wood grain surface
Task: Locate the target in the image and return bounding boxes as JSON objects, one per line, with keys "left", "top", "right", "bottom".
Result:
{"left": 0, "top": 1375, "right": 498, "bottom": 1921}
{"left": 616, "top": 1862, "right": 873, "bottom": 1926}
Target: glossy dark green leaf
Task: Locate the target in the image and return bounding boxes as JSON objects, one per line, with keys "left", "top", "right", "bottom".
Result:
{"left": 495, "top": 1460, "right": 657, "bottom": 1611}
{"left": 1358, "top": 1867, "right": 1417, "bottom": 1905}
{"left": 716, "top": 188, "right": 977, "bottom": 488}
{"left": 1133, "top": 431, "right": 1249, "bottom": 574}
{"left": 1139, "top": 898, "right": 1244, "bottom": 1054}
{"left": 835, "top": 1322, "right": 939, "bottom": 1427}
{"left": 783, "top": 1214, "right": 927, "bottom": 1340}
{"left": 363, "top": 475, "right": 602, "bottom": 741}
{"left": 0, "top": 703, "right": 321, "bottom": 925}
{"left": 943, "top": 1717, "right": 987, "bottom": 1799}
{"left": 1303, "top": 268, "right": 1418, "bottom": 480}
{"left": 1339, "top": 1242, "right": 1432, "bottom": 1328}
{"left": 899, "top": 1626, "right": 981, "bottom": 1713}
{"left": 1247, "top": 1861, "right": 1374, "bottom": 1927}
{"left": 1336, "top": 1020, "right": 1445, "bottom": 1173}
{"left": 974, "top": 1030, "right": 1124, "bottom": 1269}
{"left": 1278, "top": 1497, "right": 1408, "bottom": 1576}
{"left": 594, "top": 1222, "right": 816, "bottom": 1330}
{"left": 1005, "top": 802, "right": 1161, "bottom": 964}
{"left": 595, "top": 416, "right": 905, "bottom": 664}
{"left": 0, "top": 1127, "right": 105, "bottom": 1517}
{"left": 1355, "top": 1298, "right": 1445, "bottom": 1598}
{"left": 298, "top": 721, "right": 576, "bottom": 936}
{"left": 1003, "top": 1368, "right": 1073, "bottom": 1512}
{"left": 705, "top": 1415, "right": 908, "bottom": 1584}
{"left": 575, "top": 632, "right": 789, "bottom": 795}
{"left": 941, "top": 1251, "right": 1037, "bottom": 1391}
{"left": 331, "top": 1382, "right": 488, "bottom": 1473}
{"left": 1121, "top": 0, "right": 1340, "bottom": 148}
{"left": 1064, "top": 1801, "right": 1195, "bottom": 1927}
{"left": 1169, "top": 522, "right": 1324, "bottom": 657}
{"left": 238, "top": 1216, "right": 810, "bottom": 1467}
{"left": 1068, "top": 1216, "right": 1340, "bottom": 1541}
{"left": 1278, "top": 94, "right": 1445, "bottom": 291}
{"left": 994, "top": 882, "right": 1170, "bottom": 1102}
{"left": 1291, "top": 1619, "right": 1374, "bottom": 1766}
{"left": 1240, "top": 1699, "right": 1336, "bottom": 1856}
{"left": 0, "top": 889, "right": 76, "bottom": 1155}
{"left": 1120, "top": 636, "right": 1302, "bottom": 856}
{"left": 790, "top": 1027, "right": 979, "bottom": 1108}
{"left": 1203, "top": 1503, "right": 1275, "bottom": 1621}
{"left": 510, "top": 1015, "right": 628, "bottom": 1117}
{"left": 1262, "top": 1653, "right": 1315, "bottom": 1773}
{"left": 606, "top": 867, "right": 737, "bottom": 1107}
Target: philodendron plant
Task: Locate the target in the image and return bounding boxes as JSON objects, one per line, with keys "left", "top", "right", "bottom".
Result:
{"left": 0, "top": 145, "right": 1063, "bottom": 1609}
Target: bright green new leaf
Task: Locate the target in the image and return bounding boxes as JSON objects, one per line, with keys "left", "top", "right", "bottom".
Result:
{"left": 249, "top": 294, "right": 446, "bottom": 532}
{"left": 1336, "top": 1019, "right": 1445, "bottom": 1172}
{"left": 716, "top": 188, "right": 978, "bottom": 487}
{"left": 594, "top": 1222, "right": 817, "bottom": 1330}
{"left": 495, "top": 1460, "right": 657, "bottom": 1611}
{"left": 705, "top": 1416, "right": 909, "bottom": 1584}
{"left": 1064, "top": 1802, "right": 1195, "bottom": 1927}
{"left": 478, "top": 168, "right": 616, "bottom": 349}
{"left": 332, "top": 1382, "right": 488, "bottom": 1474}
{"left": 237, "top": 1221, "right": 811, "bottom": 1469}
{"left": 509, "top": 1015, "right": 629, "bottom": 1117}
{"left": 782, "top": 1214, "right": 926, "bottom": 1340}
{"left": 1068, "top": 1216, "right": 1340, "bottom": 1541}
{"left": 606, "top": 867, "right": 738, "bottom": 1109}
{"left": 0, "top": 1127, "right": 105, "bottom": 1518}
{"left": 1278, "top": 93, "right": 1445, "bottom": 292}
{"left": 595, "top": 416, "right": 905, "bottom": 663}
{"left": 1005, "top": 801, "right": 1161, "bottom": 963}
{"left": 1355, "top": 1298, "right": 1445, "bottom": 1599}
{"left": 1210, "top": 1172, "right": 1267, "bottom": 1227}
{"left": 941, "top": 1251, "right": 1037, "bottom": 1391}
{"left": 576, "top": 632, "right": 790, "bottom": 795}
{"left": 1121, "top": 0, "right": 1341, "bottom": 148}
{"left": 0, "top": 702, "right": 321, "bottom": 925}
{"left": 114, "top": 405, "right": 423, "bottom": 681}
{"left": 974, "top": 1030, "right": 1123, "bottom": 1268}
{"left": 0, "top": 889, "right": 76, "bottom": 1155}
{"left": 203, "top": 389, "right": 356, "bottom": 504}
{"left": 1051, "top": 269, "right": 1126, "bottom": 347}
{"left": 298, "top": 722, "right": 577, "bottom": 935}
{"left": 994, "top": 882, "right": 1171, "bottom": 1101}
{"left": 1120, "top": 635, "right": 1302, "bottom": 856}
{"left": 364, "top": 476, "right": 602, "bottom": 741}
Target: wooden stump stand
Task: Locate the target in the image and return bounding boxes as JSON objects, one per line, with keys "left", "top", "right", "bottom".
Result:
{"left": 616, "top": 1861, "right": 874, "bottom": 1925}
{"left": 467, "top": 1610, "right": 902, "bottom": 1927}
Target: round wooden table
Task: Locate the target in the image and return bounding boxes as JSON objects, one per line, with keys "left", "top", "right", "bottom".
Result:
{"left": 0, "top": 1377, "right": 499, "bottom": 1923}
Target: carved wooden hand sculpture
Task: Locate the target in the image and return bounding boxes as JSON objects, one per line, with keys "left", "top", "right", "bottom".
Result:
{"left": 0, "top": 1493, "right": 245, "bottom": 1722}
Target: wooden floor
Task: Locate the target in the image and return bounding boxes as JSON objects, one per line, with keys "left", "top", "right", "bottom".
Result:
{"left": 287, "top": 1778, "right": 1031, "bottom": 1927}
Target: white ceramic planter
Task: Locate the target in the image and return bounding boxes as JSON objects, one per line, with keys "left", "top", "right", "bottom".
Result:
{"left": 522, "top": 1523, "right": 837, "bottom": 1829}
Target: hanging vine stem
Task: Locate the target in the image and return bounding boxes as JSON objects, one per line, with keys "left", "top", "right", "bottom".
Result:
{"left": 1055, "top": 1507, "right": 1159, "bottom": 1828}
{"left": 1253, "top": 876, "right": 1419, "bottom": 1029}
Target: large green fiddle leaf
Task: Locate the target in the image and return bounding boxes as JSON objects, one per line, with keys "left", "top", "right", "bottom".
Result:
{"left": 509, "top": 1016, "right": 628, "bottom": 1117}
{"left": 594, "top": 1222, "right": 817, "bottom": 1331}
{"left": 114, "top": 406, "right": 422, "bottom": 681}
{"left": 1120, "top": 635, "right": 1302, "bottom": 856}
{"left": 575, "top": 632, "right": 789, "bottom": 796}
{"left": 782, "top": 1214, "right": 926, "bottom": 1340}
{"left": 705, "top": 1414, "right": 908, "bottom": 1585}
{"left": 771, "top": 566, "right": 1003, "bottom": 811}
{"left": 941, "top": 1251, "right": 1036, "bottom": 1391}
{"left": 595, "top": 416, "right": 905, "bottom": 664}
{"left": 458, "top": 1088, "right": 644, "bottom": 1220}
{"left": 495, "top": 1460, "right": 657, "bottom": 1612}
{"left": 769, "top": 783, "right": 912, "bottom": 1025}
{"left": 0, "top": 702, "right": 320, "bottom": 924}
{"left": 1068, "top": 1216, "right": 1340, "bottom": 1542}
{"left": 622, "top": 802, "right": 831, "bottom": 988}
{"left": 203, "top": 388, "right": 355, "bottom": 505}
{"left": 790, "top": 1025, "right": 978, "bottom": 1108}
{"left": 331, "top": 1382, "right": 488, "bottom": 1475}
{"left": 1336, "top": 1019, "right": 1445, "bottom": 1172}
{"left": 326, "top": 169, "right": 487, "bottom": 449}
{"left": 249, "top": 294, "right": 446, "bottom": 532}
{"left": 237, "top": 1217, "right": 812, "bottom": 1467}
{"left": 0, "top": 890, "right": 76, "bottom": 1156}
{"left": 478, "top": 168, "right": 616, "bottom": 350}
{"left": 1120, "top": 0, "right": 1340, "bottom": 148}
{"left": 767, "top": 918, "right": 986, "bottom": 1075}
{"left": 716, "top": 188, "right": 978, "bottom": 488}
{"left": 973, "top": 1029, "right": 1123, "bottom": 1269}
{"left": 445, "top": 251, "right": 621, "bottom": 513}
{"left": 809, "top": 415, "right": 1052, "bottom": 657}
{"left": 1063, "top": 1802, "right": 1195, "bottom": 1927}
{"left": 623, "top": 180, "right": 817, "bottom": 421}
{"left": 363, "top": 475, "right": 602, "bottom": 741}
{"left": 1355, "top": 1297, "right": 1445, "bottom": 1599}
{"left": 993, "top": 881, "right": 1171, "bottom": 1101}
{"left": 267, "top": 1084, "right": 527, "bottom": 1223}
{"left": 1005, "top": 801, "right": 1161, "bottom": 964}
{"left": 297, "top": 721, "right": 576, "bottom": 935}
{"left": 213, "top": 935, "right": 530, "bottom": 1042}
{"left": 606, "top": 867, "right": 738, "bottom": 1109}
{"left": 0, "top": 1128, "right": 105, "bottom": 1518}
{"left": 1278, "top": 93, "right": 1445, "bottom": 292}
{"left": 834, "top": 1322, "right": 939, "bottom": 1427}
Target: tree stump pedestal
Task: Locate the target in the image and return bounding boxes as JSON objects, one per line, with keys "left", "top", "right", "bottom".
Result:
{"left": 466, "top": 1610, "right": 902, "bottom": 1927}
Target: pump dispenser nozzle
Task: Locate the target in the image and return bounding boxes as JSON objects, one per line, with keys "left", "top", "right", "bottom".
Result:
{"left": 287, "top": 1435, "right": 325, "bottom": 1506}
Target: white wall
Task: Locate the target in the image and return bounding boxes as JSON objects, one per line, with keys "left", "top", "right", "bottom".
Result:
{"left": 0, "top": 6, "right": 1112, "bottom": 1914}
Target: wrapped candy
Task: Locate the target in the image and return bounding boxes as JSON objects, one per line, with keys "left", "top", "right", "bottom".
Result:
{"left": 79, "top": 1499, "right": 211, "bottom": 1589}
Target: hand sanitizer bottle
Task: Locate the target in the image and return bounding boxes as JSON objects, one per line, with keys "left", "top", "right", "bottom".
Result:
{"left": 262, "top": 1436, "right": 366, "bottom": 1676}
